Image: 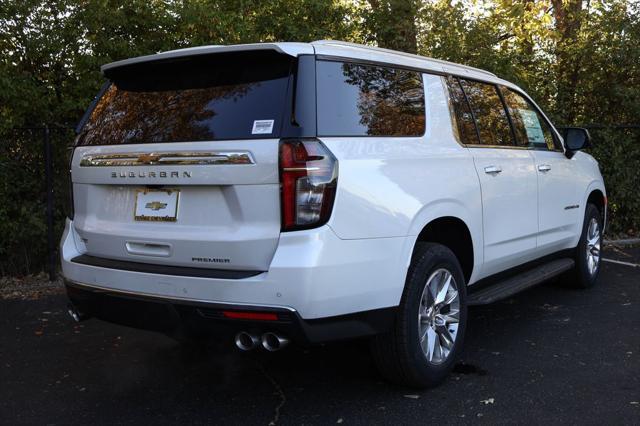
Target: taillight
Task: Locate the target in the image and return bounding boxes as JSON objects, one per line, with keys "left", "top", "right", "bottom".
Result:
{"left": 279, "top": 138, "right": 338, "bottom": 231}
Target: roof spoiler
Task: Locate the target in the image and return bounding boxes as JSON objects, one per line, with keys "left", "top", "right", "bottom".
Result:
{"left": 101, "top": 43, "right": 314, "bottom": 77}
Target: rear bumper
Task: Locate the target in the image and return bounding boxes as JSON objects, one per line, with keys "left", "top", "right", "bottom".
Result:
{"left": 65, "top": 279, "right": 396, "bottom": 344}
{"left": 61, "top": 219, "right": 410, "bottom": 320}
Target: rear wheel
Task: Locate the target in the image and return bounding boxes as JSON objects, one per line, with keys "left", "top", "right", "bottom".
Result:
{"left": 371, "top": 243, "right": 467, "bottom": 388}
{"left": 566, "top": 203, "right": 603, "bottom": 288}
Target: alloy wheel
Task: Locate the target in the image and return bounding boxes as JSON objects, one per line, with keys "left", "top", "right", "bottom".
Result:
{"left": 418, "top": 268, "right": 460, "bottom": 365}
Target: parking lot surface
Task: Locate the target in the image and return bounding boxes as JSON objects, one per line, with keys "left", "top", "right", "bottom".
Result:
{"left": 1, "top": 247, "right": 639, "bottom": 425}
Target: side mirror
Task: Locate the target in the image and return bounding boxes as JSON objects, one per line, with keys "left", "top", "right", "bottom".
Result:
{"left": 559, "top": 127, "right": 591, "bottom": 157}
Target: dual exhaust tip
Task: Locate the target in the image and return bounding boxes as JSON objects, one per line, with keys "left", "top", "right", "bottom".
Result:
{"left": 68, "top": 302, "right": 289, "bottom": 352}
{"left": 235, "top": 331, "right": 289, "bottom": 352}
{"left": 67, "top": 303, "right": 89, "bottom": 322}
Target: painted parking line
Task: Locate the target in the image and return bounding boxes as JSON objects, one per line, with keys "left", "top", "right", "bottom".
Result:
{"left": 602, "top": 258, "right": 640, "bottom": 268}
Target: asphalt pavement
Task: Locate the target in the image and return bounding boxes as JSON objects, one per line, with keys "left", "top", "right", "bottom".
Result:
{"left": 1, "top": 247, "right": 639, "bottom": 425}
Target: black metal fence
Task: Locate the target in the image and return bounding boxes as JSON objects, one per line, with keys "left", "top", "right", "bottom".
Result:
{"left": 0, "top": 125, "right": 638, "bottom": 280}
{"left": 0, "top": 126, "right": 75, "bottom": 280}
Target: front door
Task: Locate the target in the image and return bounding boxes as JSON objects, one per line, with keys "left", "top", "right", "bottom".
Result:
{"left": 500, "top": 88, "right": 583, "bottom": 255}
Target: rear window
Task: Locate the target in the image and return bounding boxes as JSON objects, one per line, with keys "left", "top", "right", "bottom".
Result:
{"left": 316, "top": 61, "right": 425, "bottom": 137}
{"left": 78, "top": 51, "right": 294, "bottom": 145}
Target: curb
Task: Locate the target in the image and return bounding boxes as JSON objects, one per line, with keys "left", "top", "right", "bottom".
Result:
{"left": 604, "top": 238, "right": 640, "bottom": 246}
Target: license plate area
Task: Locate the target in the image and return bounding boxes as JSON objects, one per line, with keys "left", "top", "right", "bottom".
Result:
{"left": 134, "top": 189, "right": 179, "bottom": 222}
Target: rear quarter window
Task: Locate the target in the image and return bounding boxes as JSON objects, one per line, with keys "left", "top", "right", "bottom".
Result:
{"left": 316, "top": 61, "right": 425, "bottom": 137}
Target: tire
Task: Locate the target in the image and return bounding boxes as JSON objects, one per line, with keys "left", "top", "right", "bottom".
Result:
{"left": 370, "top": 243, "right": 467, "bottom": 388}
{"left": 565, "top": 203, "right": 603, "bottom": 288}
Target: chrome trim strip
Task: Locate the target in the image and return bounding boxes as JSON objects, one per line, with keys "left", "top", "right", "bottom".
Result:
{"left": 80, "top": 151, "right": 255, "bottom": 167}
{"left": 65, "top": 279, "right": 297, "bottom": 312}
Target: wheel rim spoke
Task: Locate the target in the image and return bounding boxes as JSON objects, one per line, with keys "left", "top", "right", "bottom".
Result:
{"left": 432, "top": 329, "right": 442, "bottom": 361}
{"left": 426, "top": 327, "right": 437, "bottom": 361}
{"left": 443, "top": 289, "right": 458, "bottom": 305}
{"left": 434, "top": 273, "right": 452, "bottom": 305}
{"left": 443, "top": 310, "right": 459, "bottom": 324}
{"left": 418, "top": 268, "right": 461, "bottom": 365}
{"left": 585, "top": 218, "right": 601, "bottom": 275}
{"left": 438, "top": 325, "right": 454, "bottom": 349}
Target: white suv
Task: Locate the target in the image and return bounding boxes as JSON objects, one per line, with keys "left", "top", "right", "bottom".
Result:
{"left": 61, "top": 41, "right": 606, "bottom": 387}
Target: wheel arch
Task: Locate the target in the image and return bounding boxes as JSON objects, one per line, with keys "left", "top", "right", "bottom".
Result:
{"left": 404, "top": 202, "right": 481, "bottom": 285}
{"left": 583, "top": 181, "right": 607, "bottom": 232}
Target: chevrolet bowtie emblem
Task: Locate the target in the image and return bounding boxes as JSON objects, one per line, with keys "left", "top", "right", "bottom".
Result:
{"left": 138, "top": 153, "right": 163, "bottom": 164}
{"left": 145, "top": 201, "right": 167, "bottom": 211}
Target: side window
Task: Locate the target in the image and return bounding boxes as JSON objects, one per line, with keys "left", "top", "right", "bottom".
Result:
{"left": 501, "top": 88, "right": 559, "bottom": 150}
{"left": 459, "top": 79, "right": 514, "bottom": 146}
{"left": 316, "top": 61, "right": 425, "bottom": 137}
{"left": 445, "top": 76, "right": 480, "bottom": 145}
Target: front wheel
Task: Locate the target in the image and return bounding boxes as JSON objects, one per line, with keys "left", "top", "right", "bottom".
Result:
{"left": 370, "top": 243, "right": 467, "bottom": 388}
{"left": 566, "top": 203, "right": 603, "bottom": 288}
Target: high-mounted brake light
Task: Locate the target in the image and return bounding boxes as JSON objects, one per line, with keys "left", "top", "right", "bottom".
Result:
{"left": 279, "top": 139, "right": 338, "bottom": 231}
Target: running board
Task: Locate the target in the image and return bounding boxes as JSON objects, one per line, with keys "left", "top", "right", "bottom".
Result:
{"left": 467, "top": 258, "right": 575, "bottom": 306}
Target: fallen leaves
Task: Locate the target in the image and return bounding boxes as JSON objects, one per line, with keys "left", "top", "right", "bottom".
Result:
{"left": 0, "top": 273, "right": 64, "bottom": 300}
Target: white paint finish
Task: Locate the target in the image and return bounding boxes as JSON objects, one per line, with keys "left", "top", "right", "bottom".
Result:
{"left": 72, "top": 183, "right": 281, "bottom": 271}
{"left": 320, "top": 75, "right": 483, "bottom": 283}
{"left": 469, "top": 147, "right": 539, "bottom": 277}
{"left": 70, "top": 140, "right": 282, "bottom": 271}
{"left": 62, "top": 44, "right": 608, "bottom": 324}
{"left": 531, "top": 149, "right": 585, "bottom": 253}
{"left": 61, "top": 222, "right": 409, "bottom": 319}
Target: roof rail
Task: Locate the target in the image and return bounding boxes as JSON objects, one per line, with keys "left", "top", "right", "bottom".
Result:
{"left": 311, "top": 40, "right": 497, "bottom": 78}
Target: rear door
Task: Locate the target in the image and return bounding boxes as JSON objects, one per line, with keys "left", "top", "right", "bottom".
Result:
{"left": 448, "top": 78, "right": 538, "bottom": 277}
{"left": 71, "top": 50, "right": 298, "bottom": 272}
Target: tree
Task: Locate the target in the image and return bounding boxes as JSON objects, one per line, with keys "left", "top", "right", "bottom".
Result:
{"left": 363, "top": 0, "right": 419, "bottom": 53}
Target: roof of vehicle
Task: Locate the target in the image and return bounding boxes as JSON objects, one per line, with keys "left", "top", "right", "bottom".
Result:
{"left": 101, "top": 40, "right": 512, "bottom": 87}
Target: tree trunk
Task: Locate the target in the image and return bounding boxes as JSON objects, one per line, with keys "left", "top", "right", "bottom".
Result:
{"left": 551, "top": 0, "right": 585, "bottom": 124}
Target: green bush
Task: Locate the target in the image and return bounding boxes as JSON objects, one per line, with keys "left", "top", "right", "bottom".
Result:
{"left": 588, "top": 129, "right": 640, "bottom": 236}
{"left": 0, "top": 128, "right": 72, "bottom": 276}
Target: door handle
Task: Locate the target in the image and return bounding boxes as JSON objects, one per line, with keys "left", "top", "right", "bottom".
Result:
{"left": 538, "top": 164, "right": 552, "bottom": 172}
{"left": 484, "top": 165, "right": 502, "bottom": 174}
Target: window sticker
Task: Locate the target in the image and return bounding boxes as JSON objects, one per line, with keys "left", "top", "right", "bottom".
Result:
{"left": 518, "top": 109, "right": 545, "bottom": 145}
{"left": 252, "top": 119, "right": 275, "bottom": 134}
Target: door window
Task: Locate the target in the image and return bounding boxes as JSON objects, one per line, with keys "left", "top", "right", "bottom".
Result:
{"left": 446, "top": 76, "right": 480, "bottom": 145}
{"left": 458, "top": 79, "right": 513, "bottom": 147}
{"left": 501, "top": 89, "right": 559, "bottom": 150}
